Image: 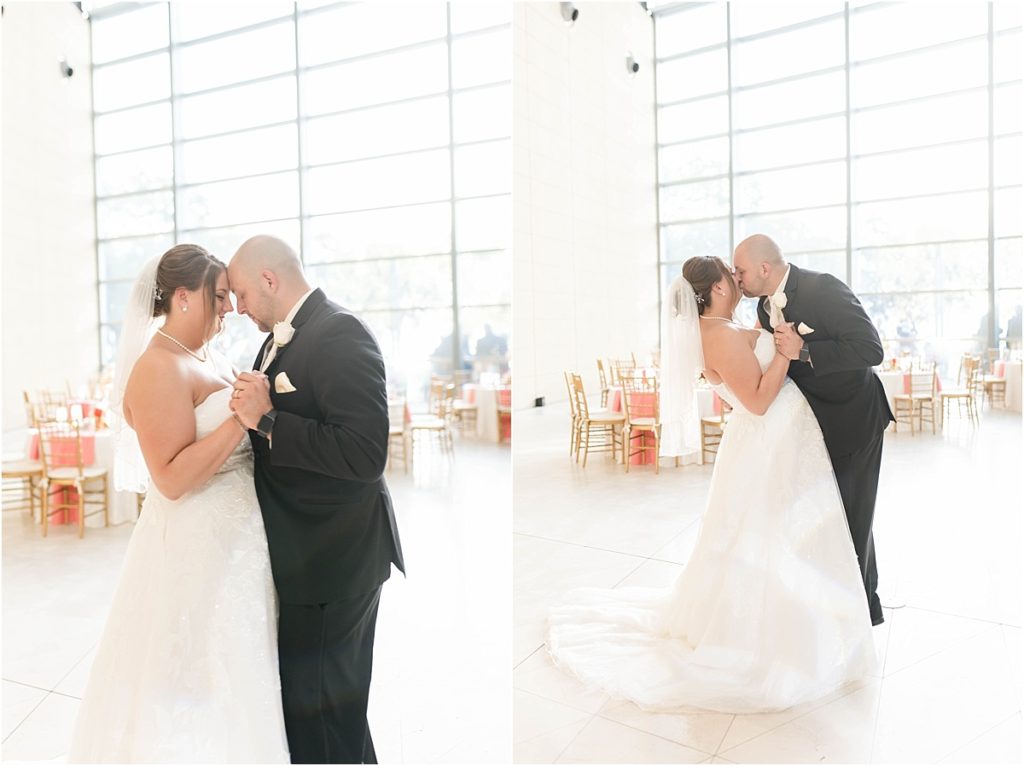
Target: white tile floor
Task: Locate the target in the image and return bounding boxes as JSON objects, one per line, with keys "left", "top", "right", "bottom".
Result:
{"left": 2, "top": 429, "right": 511, "bottom": 763}
{"left": 513, "top": 400, "right": 1023, "bottom": 764}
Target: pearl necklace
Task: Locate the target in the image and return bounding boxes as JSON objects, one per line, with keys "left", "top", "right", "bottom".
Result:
{"left": 699, "top": 315, "right": 735, "bottom": 323}
{"left": 157, "top": 329, "right": 208, "bottom": 362}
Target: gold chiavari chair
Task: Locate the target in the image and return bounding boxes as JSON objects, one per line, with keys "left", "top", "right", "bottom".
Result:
{"left": 387, "top": 400, "right": 410, "bottom": 474}
{"left": 595, "top": 359, "right": 610, "bottom": 408}
{"left": 621, "top": 376, "right": 661, "bottom": 473}
{"left": 2, "top": 458, "right": 44, "bottom": 519}
{"left": 940, "top": 355, "right": 981, "bottom": 426}
{"left": 893, "top": 362, "right": 937, "bottom": 435}
{"left": 564, "top": 371, "right": 581, "bottom": 457}
{"left": 609, "top": 358, "right": 636, "bottom": 387}
{"left": 410, "top": 382, "right": 455, "bottom": 458}
{"left": 700, "top": 401, "right": 731, "bottom": 464}
{"left": 572, "top": 373, "right": 624, "bottom": 467}
{"left": 37, "top": 420, "right": 109, "bottom": 538}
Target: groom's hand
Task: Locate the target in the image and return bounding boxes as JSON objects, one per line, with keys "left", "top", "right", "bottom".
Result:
{"left": 774, "top": 322, "right": 803, "bottom": 360}
{"left": 230, "top": 371, "right": 272, "bottom": 429}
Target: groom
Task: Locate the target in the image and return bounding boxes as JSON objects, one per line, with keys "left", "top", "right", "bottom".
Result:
{"left": 228, "top": 235, "right": 405, "bottom": 763}
{"left": 733, "top": 234, "right": 893, "bottom": 626}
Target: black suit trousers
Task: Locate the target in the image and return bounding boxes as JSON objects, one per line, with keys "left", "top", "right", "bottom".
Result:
{"left": 278, "top": 588, "right": 382, "bottom": 764}
{"left": 831, "top": 431, "right": 885, "bottom": 626}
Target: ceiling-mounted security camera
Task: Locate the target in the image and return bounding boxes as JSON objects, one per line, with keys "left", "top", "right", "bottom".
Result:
{"left": 560, "top": 2, "right": 579, "bottom": 24}
{"left": 59, "top": 57, "right": 74, "bottom": 78}
{"left": 626, "top": 54, "right": 639, "bottom": 74}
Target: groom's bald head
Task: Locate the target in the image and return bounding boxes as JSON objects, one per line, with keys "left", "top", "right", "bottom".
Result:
{"left": 228, "top": 235, "right": 311, "bottom": 331}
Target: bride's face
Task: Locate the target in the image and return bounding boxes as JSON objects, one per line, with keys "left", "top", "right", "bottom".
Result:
{"left": 205, "top": 271, "right": 234, "bottom": 340}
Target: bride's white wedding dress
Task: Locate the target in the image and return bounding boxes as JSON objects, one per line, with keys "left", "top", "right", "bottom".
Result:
{"left": 548, "top": 330, "right": 877, "bottom": 713}
{"left": 67, "top": 387, "right": 290, "bottom": 763}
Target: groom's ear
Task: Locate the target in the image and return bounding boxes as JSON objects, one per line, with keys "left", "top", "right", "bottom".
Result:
{"left": 260, "top": 269, "right": 278, "bottom": 293}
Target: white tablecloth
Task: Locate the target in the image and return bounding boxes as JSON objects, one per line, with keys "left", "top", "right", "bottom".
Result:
{"left": 462, "top": 384, "right": 501, "bottom": 443}
{"left": 1005, "top": 361, "right": 1022, "bottom": 413}
{"left": 875, "top": 371, "right": 906, "bottom": 416}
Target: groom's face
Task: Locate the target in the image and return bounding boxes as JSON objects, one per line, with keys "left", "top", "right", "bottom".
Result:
{"left": 733, "top": 250, "right": 766, "bottom": 298}
{"left": 227, "top": 266, "right": 274, "bottom": 333}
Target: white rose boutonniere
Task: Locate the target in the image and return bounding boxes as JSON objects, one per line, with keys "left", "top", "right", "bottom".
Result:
{"left": 273, "top": 321, "right": 295, "bottom": 347}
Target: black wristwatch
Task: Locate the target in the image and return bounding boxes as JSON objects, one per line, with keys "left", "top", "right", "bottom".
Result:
{"left": 256, "top": 408, "right": 277, "bottom": 439}
{"left": 798, "top": 343, "right": 812, "bottom": 364}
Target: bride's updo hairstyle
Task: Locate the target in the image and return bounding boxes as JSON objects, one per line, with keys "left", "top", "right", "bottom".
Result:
{"left": 682, "top": 255, "right": 733, "bottom": 316}
{"left": 152, "top": 244, "right": 227, "bottom": 328}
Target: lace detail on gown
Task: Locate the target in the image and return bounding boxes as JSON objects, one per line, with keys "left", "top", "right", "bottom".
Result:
{"left": 67, "top": 387, "right": 290, "bottom": 763}
{"left": 548, "top": 331, "right": 878, "bottom": 713}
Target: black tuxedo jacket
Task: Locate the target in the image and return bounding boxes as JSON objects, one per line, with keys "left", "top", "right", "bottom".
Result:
{"left": 248, "top": 288, "right": 405, "bottom": 604}
{"left": 756, "top": 265, "right": 894, "bottom": 457}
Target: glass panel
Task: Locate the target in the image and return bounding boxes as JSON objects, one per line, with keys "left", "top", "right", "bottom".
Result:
{"left": 302, "top": 43, "right": 448, "bottom": 115}
{"left": 849, "top": 2, "right": 986, "bottom": 62}
{"left": 179, "top": 124, "right": 299, "bottom": 185}
{"left": 655, "top": 4, "right": 727, "bottom": 57}
{"left": 996, "top": 187, "right": 1023, "bottom": 238}
{"left": 995, "top": 2, "right": 1023, "bottom": 30}
{"left": 98, "top": 233, "right": 176, "bottom": 281}
{"left": 214, "top": 313, "right": 267, "bottom": 371}
{"left": 97, "top": 191, "right": 175, "bottom": 239}
{"left": 100, "top": 324, "right": 120, "bottom": 369}
{"left": 304, "top": 203, "right": 452, "bottom": 263}
{"left": 454, "top": 140, "right": 511, "bottom": 199}
{"left": 656, "top": 48, "right": 728, "bottom": 103}
{"left": 179, "top": 75, "right": 297, "bottom": 139}
{"left": 735, "top": 205, "right": 847, "bottom": 251}
{"left": 178, "top": 220, "right": 301, "bottom": 264}
{"left": 657, "top": 95, "right": 729, "bottom": 142}
{"left": 853, "top": 191, "right": 988, "bottom": 246}
{"left": 91, "top": 3, "right": 169, "bottom": 64}
{"left": 862, "top": 290, "right": 990, "bottom": 350}
{"left": 308, "top": 256, "right": 453, "bottom": 311}
{"left": 995, "top": 29, "right": 1023, "bottom": 83}
{"left": 96, "top": 145, "right": 173, "bottom": 197}
{"left": 93, "top": 52, "right": 170, "bottom": 113}
{"left": 660, "top": 218, "right": 731, "bottom": 262}
{"left": 172, "top": 2, "right": 293, "bottom": 42}
{"left": 95, "top": 102, "right": 172, "bottom": 155}
{"left": 995, "top": 83, "right": 1022, "bottom": 135}
{"left": 734, "top": 116, "right": 846, "bottom": 171}
{"left": 850, "top": 38, "right": 988, "bottom": 109}
{"left": 852, "top": 89, "right": 988, "bottom": 155}
{"left": 99, "top": 281, "right": 135, "bottom": 324}
{"left": 460, "top": 306, "right": 511, "bottom": 376}
{"left": 996, "top": 237, "right": 1023, "bottom": 289}
{"left": 732, "top": 18, "right": 844, "bottom": 88}
{"left": 299, "top": 2, "right": 447, "bottom": 66}
{"left": 735, "top": 161, "right": 846, "bottom": 214}
{"left": 658, "top": 136, "right": 730, "bottom": 184}
{"left": 304, "top": 150, "right": 451, "bottom": 215}
{"left": 852, "top": 141, "right": 988, "bottom": 201}
{"left": 995, "top": 135, "right": 1023, "bottom": 188}
{"left": 453, "top": 84, "right": 511, "bottom": 143}
{"left": 303, "top": 96, "right": 449, "bottom": 166}
{"left": 451, "top": 2, "right": 512, "bottom": 34}
{"left": 996, "top": 288, "right": 1023, "bottom": 354}
{"left": 175, "top": 22, "right": 295, "bottom": 94}
{"left": 360, "top": 308, "right": 453, "bottom": 404}
{"left": 660, "top": 177, "right": 730, "bottom": 221}
{"left": 854, "top": 241, "right": 989, "bottom": 294}
{"left": 785, "top": 250, "right": 846, "bottom": 280}
{"left": 457, "top": 251, "right": 511, "bottom": 306}
{"left": 178, "top": 171, "right": 299, "bottom": 230}
{"left": 451, "top": 28, "right": 512, "bottom": 89}
{"left": 455, "top": 195, "right": 510, "bottom": 251}
{"left": 733, "top": 70, "right": 845, "bottom": 129}
{"left": 731, "top": 1, "right": 844, "bottom": 38}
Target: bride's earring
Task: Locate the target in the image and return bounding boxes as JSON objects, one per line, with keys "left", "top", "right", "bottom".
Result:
{"left": 181, "top": 303, "right": 188, "bottom": 313}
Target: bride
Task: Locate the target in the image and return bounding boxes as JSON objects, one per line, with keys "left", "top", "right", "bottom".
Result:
{"left": 67, "top": 245, "right": 290, "bottom": 762}
{"left": 548, "top": 255, "right": 877, "bottom": 714}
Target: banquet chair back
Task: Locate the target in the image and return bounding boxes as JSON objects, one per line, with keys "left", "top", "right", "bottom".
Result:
{"left": 572, "top": 373, "right": 624, "bottom": 467}
{"left": 595, "top": 359, "right": 610, "bottom": 408}
{"left": 387, "top": 400, "right": 410, "bottom": 474}
{"left": 893, "top": 363, "right": 937, "bottom": 435}
{"left": 940, "top": 355, "right": 981, "bottom": 427}
{"left": 621, "top": 376, "right": 661, "bottom": 473}
{"left": 36, "top": 421, "right": 109, "bottom": 538}
{"left": 610, "top": 358, "right": 636, "bottom": 386}
{"left": 564, "top": 371, "right": 581, "bottom": 456}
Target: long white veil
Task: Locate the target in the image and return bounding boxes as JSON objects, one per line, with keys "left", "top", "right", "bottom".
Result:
{"left": 110, "top": 256, "right": 160, "bottom": 493}
{"left": 659, "top": 275, "right": 705, "bottom": 459}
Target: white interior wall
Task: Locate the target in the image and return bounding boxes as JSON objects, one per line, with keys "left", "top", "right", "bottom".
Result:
{"left": 2, "top": 2, "right": 98, "bottom": 432}
{"left": 512, "top": 0, "right": 659, "bottom": 410}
